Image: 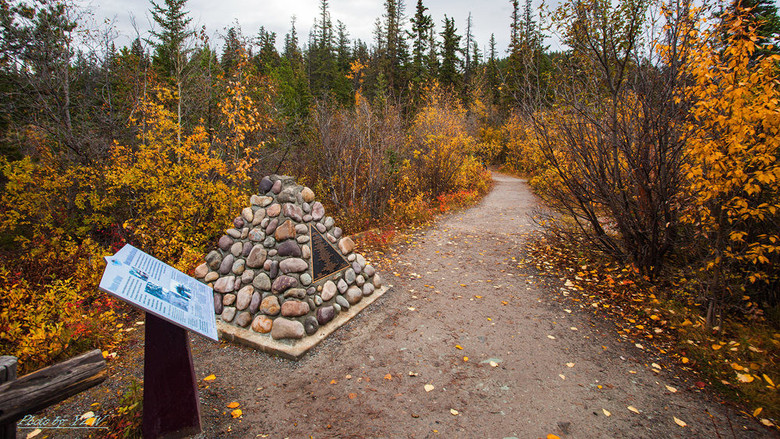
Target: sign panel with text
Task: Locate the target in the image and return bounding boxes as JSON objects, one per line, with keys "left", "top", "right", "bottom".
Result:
{"left": 99, "top": 244, "right": 218, "bottom": 341}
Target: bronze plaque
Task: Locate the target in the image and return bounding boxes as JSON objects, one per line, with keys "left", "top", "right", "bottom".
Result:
{"left": 310, "top": 227, "right": 349, "bottom": 282}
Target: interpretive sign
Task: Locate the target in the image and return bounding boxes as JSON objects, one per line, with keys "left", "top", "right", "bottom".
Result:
{"left": 99, "top": 244, "right": 209, "bottom": 438}
{"left": 99, "top": 244, "right": 218, "bottom": 341}
{"left": 310, "top": 227, "right": 350, "bottom": 282}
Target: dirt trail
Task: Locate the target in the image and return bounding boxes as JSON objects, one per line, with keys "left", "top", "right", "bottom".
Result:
{"left": 190, "top": 172, "right": 768, "bottom": 438}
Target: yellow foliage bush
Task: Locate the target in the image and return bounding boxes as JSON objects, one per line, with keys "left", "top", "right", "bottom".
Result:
{"left": 406, "top": 83, "right": 490, "bottom": 198}
{"left": 108, "top": 85, "right": 249, "bottom": 269}
{"left": 501, "top": 113, "right": 550, "bottom": 179}
{"left": 682, "top": 10, "right": 780, "bottom": 299}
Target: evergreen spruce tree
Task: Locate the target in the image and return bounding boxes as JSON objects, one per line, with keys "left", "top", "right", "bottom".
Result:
{"left": 439, "top": 16, "right": 462, "bottom": 90}
{"left": 149, "top": 0, "right": 193, "bottom": 80}
{"left": 409, "top": 0, "right": 434, "bottom": 83}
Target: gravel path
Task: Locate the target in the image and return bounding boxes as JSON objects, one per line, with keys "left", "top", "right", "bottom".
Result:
{"left": 189, "top": 172, "right": 768, "bottom": 438}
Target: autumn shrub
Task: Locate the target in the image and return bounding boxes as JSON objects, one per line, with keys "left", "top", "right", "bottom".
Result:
{"left": 0, "top": 83, "right": 255, "bottom": 372}
{"left": 525, "top": 0, "right": 696, "bottom": 276}
{"left": 312, "top": 92, "right": 405, "bottom": 230}
{"left": 107, "top": 85, "right": 248, "bottom": 268}
{"left": 501, "top": 112, "right": 547, "bottom": 177}
{"left": 406, "top": 83, "right": 490, "bottom": 198}
{"left": 680, "top": 8, "right": 780, "bottom": 315}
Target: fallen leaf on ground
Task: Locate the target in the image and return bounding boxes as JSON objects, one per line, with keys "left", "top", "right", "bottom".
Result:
{"left": 548, "top": 335, "right": 556, "bottom": 340}
{"left": 227, "top": 402, "right": 239, "bottom": 409}
{"left": 627, "top": 406, "right": 640, "bottom": 414}
{"left": 489, "top": 361, "right": 498, "bottom": 367}
{"left": 736, "top": 372, "right": 754, "bottom": 383}
{"left": 25, "top": 429, "right": 41, "bottom": 439}
{"left": 753, "top": 407, "right": 763, "bottom": 417}
{"left": 566, "top": 362, "right": 575, "bottom": 368}
{"left": 559, "top": 374, "right": 566, "bottom": 380}
{"left": 408, "top": 371, "right": 419, "bottom": 377}
{"left": 348, "top": 393, "right": 357, "bottom": 399}
{"left": 384, "top": 373, "right": 393, "bottom": 380}
{"left": 761, "top": 419, "right": 775, "bottom": 427}
{"left": 203, "top": 374, "right": 216, "bottom": 382}
{"left": 231, "top": 409, "right": 242, "bottom": 418}
{"left": 712, "top": 344, "right": 722, "bottom": 350}
{"left": 651, "top": 363, "right": 661, "bottom": 369}
{"left": 424, "top": 384, "right": 435, "bottom": 392}
{"left": 635, "top": 343, "right": 644, "bottom": 349}
{"left": 463, "top": 356, "right": 469, "bottom": 362}
{"left": 80, "top": 411, "right": 95, "bottom": 420}
{"left": 602, "top": 409, "right": 611, "bottom": 417}
{"left": 547, "top": 434, "right": 561, "bottom": 439}
{"left": 665, "top": 385, "right": 677, "bottom": 393}
{"left": 330, "top": 379, "right": 337, "bottom": 384}
{"left": 450, "top": 409, "right": 459, "bottom": 415}
{"left": 674, "top": 417, "right": 687, "bottom": 427}
{"left": 455, "top": 345, "right": 463, "bottom": 350}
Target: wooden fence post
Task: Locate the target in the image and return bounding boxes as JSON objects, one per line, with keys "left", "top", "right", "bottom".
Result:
{"left": 0, "top": 356, "right": 17, "bottom": 439}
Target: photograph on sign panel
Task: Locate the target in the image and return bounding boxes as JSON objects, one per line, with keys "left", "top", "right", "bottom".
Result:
{"left": 129, "top": 266, "right": 149, "bottom": 282}
{"left": 143, "top": 280, "right": 190, "bottom": 312}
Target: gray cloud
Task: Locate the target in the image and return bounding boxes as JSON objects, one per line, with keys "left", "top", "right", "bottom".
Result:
{"left": 84, "top": 0, "right": 560, "bottom": 56}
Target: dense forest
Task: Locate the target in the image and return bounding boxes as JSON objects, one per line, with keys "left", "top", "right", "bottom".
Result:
{"left": 0, "top": 0, "right": 779, "bottom": 413}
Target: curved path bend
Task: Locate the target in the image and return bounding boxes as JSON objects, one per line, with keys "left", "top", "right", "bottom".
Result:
{"left": 193, "top": 172, "right": 768, "bottom": 438}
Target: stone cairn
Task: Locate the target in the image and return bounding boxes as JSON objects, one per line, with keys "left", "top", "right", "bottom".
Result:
{"left": 194, "top": 175, "right": 383, "bottom": 341}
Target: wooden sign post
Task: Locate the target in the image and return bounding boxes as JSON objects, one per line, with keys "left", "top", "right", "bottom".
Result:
{"left": 142, "top": 314, "right": 201, "bottom": 439}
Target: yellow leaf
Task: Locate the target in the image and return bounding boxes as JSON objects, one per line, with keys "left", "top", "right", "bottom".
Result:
{"left": 762, "top": 374, "right": 775, "bottom": 387}
{"left": 753, "top": 407, "right": 763, "bottom": 417}
{"left": 731, "top": 363, "right": 744, "bottom": 371}
{"left": 463, "top": 356, "right": 469, "bottom": 362}
{"left": 674, "top": 417, "right": 687, "bottom": 427}
{"left": 602, "top": 409, "right": 611, "bottom": 417}
{"left": 85, "top": 417, "right": 96, "bottom": 426}
{"left": 712, "top": 344, "right": 722, "bottom": 350}
{"left": 330, "top": 379, "right": 337, "bottom": 384}
{"left": 348, "top": 393, "right": 357, "bottom": 399}
{"left": 665, "top": 385, "right": 677, "bottom": 393}
{"left": 203, "top": 374, "right": 216, "bottom": 382}
{"left": 455, "top": 345, "right": 463, "bottom": 350}
{"left": 230, "top": 409, "right": 242, "bottom": 418}
{"left": 628, "top": 406, "right": 640, "bottom": 414}
{"left": 761, "top": 419, "right": 775, "bottom": 427}
{"left": 384, "top": 373, "right": 393, "bottom": 380}
{"left": 736, "top": 372, "right": 754, "bottom": 383}
{"left": 450, "top": 409, "right": 459, "bottom": 415}
{"left": 227, "top": 402, "right": 239, "bottom": 409}
{"left": 547, "top": 435, "right": 561, "bottom": 439}
{"left": 681, "top": 357, "right": 689, "bottom": 364}
{"left": 566, "top": 362, "right": 575, "bottom": 368}
{"left": 25, "top": 428, "right": 41, "bottom": 439}
{"left": 424, "top": 384, "right": 434, "bottom": 392}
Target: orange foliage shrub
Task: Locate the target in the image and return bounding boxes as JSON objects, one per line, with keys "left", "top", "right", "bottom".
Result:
{"left": 406, "top": 83, "right": 491, "bottom": 198}
{"left": 682, "top": 9, "right": 780, "bottom": 303}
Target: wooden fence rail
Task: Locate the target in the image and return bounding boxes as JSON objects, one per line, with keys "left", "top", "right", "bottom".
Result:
{"left": 0, "top": 349, "right": 106, "bottom": 437}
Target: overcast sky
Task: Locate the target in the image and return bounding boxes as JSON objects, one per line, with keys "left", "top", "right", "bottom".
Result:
{"left": 83, "top": 0, "right": 562, "bottom": 57}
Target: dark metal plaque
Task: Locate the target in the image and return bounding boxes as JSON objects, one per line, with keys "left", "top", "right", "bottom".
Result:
{"left": 311, "top": 227, "right": 349, "bottom": 282}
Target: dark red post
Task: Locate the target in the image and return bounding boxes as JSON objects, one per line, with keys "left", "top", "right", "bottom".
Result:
{"left": 142, "top": 313, "right": 201, "bottom": 439}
